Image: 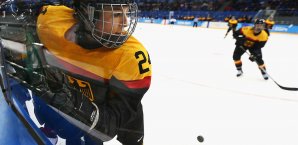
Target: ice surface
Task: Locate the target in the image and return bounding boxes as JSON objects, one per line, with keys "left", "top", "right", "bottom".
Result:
{"left": 13, "top": 23, "right": 297, "bottom": 145}
{"left": 107, "top": 23, "right": 298, "bottom": 145}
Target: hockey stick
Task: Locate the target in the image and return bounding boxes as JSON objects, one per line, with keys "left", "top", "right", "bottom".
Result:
{"left": 239, "top": 46, "right": 298, "bottom": 91}
{"left": 224, "top": 32, "right": 228, "bottom": 38}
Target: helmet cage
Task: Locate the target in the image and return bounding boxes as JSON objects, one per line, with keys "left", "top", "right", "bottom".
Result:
{"left": 77, "top": 2, "right": 138, "bottom": 48}
{"left": 253, "top": 19, "right": 265, "bottom": 32}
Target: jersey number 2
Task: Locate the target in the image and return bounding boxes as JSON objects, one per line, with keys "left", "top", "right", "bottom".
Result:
{"left": 135, "top": 51, "right": 151, "bottom": 74}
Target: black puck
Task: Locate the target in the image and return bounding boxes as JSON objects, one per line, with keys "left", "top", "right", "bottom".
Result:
{"left": 197, "top": 135, "right": 204, "bottom": 142}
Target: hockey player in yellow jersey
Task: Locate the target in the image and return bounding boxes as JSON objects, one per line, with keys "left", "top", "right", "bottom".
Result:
{"left": 232, "top": 19, "right": 269, "bottom": 80}
{"left": 265, "top": 18, "right": 275, "bottom": 36}
{"left": 35, "top": 0, "right": 151, "bottom": 145}
{"left": 224, "top": 15, "right": 232, "bottom": 22}
{"left": 224, "top": 16, "right": 238, "bottom": 38}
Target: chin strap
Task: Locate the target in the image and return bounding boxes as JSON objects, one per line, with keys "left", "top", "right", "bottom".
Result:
{"left": 75, "top": 22, "right": 103, "bottom": 49}
{"left": 76, "top": 31, "right": 103, "bottom": 49}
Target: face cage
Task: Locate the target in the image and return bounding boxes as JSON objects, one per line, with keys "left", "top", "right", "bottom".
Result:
{"left": 78, "top": 2, "right": 138, "bottom": 49}
{"left": 254, "top": 23, "right": 265, "bottom": 32}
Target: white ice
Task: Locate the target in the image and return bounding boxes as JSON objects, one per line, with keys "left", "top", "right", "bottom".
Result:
{"left": 106, "top": 23, "right": 298, "bottom": 145}
{"left": 19, "top": 23, "right": 298, "bottom": 145}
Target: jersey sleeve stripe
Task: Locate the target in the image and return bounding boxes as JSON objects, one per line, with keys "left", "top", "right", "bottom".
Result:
{"left": 120, "top": 76, "right": 151, "bottom": 89}
{"left": 45, "top": 51, "right": 106, "bottom": 81}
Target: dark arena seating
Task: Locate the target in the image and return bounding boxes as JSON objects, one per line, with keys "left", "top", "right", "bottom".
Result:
{"left": 136, "top": 0, "right": 298, "bottom": 25}
{"left": 0, "top": 0, "right": 297, "bottom": 24}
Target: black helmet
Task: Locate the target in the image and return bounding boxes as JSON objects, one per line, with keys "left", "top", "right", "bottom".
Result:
{"left": 254, "top": 19, "right": 265, "bottom": 24}
{"left": 253, "top": 19, "right": 265, "bottom": 33}
{"left": 74, "top": 0, "right": 138, "bottom": 48}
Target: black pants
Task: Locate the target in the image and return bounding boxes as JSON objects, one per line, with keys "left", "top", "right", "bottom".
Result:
{"left": 193, "top": 22, "right": 198, "bottom": 27}
{"left": 233, "top": 46, "right": 264, "bottom": 66}
{"left": 227, "top": 27, "right": 233, "bottom": 34}
{"left": 226, "top": 26, "right": 236, "bottom": 35}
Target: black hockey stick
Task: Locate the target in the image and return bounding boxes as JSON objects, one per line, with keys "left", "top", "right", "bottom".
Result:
{"left": 224, "top": 32, "right": 228, "bottom": 38}
{"left": 239, "top": 46, "right": 298, "bottom": 91}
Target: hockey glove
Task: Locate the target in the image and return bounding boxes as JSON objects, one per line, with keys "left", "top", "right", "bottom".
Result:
{"left": 40, "top": 89, "right": 99, "bottom": 129}
{"left": 72, "top": 92, "right": 99, "bottom": 128}
{"left": 40, "top": 90, "right": 75, "bottom": 113}
{"left": 40, "top": 68, "right": 99, "bottom": 128}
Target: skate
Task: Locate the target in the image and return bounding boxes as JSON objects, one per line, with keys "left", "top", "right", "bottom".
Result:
{"left": 262, "top": 73, "right": 269, "bottom": 80}
{"left": 236, "top": 70, "right": 243, "bottom": 77}
{"left": 260, "top": 69, "right": 269, "bottom": 80}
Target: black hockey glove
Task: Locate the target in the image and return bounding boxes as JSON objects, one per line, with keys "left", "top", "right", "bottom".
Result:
{"left": 39, "top": 90, "right": 75, "bottom": 113}
{"left": 71, "top": 90, "right": 99, "bottom": 127}
{"left": 40, "top": 89, "right": 99, "bottom": 129}
{"left": 40, "top": 68, "right": 99, "bottom": 128}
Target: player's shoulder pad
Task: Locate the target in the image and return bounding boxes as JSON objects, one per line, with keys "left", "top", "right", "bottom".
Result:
{"left": 259, "top": 30, "right": 269, "bottom": 41}
{"left": 40, "top": 5, "right": 73, "bottom": 16}
{"left": 265, "top": 19, "right": 275, "bottom": 25}
{"left": 241, "top": 26, "right": 268, "bottom": 41}
{"left": 239, "top": 26, "right": 251, "bottom": 34}
{"left": 113, "top": 36, "right": 152, "bottom": 81}
{"left": 229, "top": 19, "right": 238, "bottom": 24}
{"left": 241, "top": 26, "right": 252, "bottom": 31}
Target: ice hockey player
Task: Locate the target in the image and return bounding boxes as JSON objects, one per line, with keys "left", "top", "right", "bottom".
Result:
{"left": 34, "top": 0, "right": 152, "bottom": 144}
{"left": 232, "top": 19, "right": 269, "bottom": 80}
{"left": 224, "top": 15, "right": 232, "bottom": 22}
{"left": 265, "top": 18, "right": 275, "bottom": 36}
{"left": 224, "top": 16, "right": 238, "bottom": 38}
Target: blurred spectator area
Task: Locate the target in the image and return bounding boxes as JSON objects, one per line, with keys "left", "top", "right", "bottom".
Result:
{"left": 139, "top": 10, "right": 256, "bottom": 22}
{"left": 0, "top": 0, "right": 297, "bottom": 24}
{"left": 137, "top": 0, "right": 298, "bottom": 24}
{"left": 137, "top": 0, "right": 297, "bottom": 12}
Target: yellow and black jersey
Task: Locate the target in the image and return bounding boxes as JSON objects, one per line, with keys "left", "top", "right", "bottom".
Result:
{"left": 265, "top": 19, "right": 275, "bottom": 29}
{"left": 206, "top": 16, "right": 213, "bottom": 21}
{"left": 264, "top": 19, "right": 275, "bottom": 36}
{"left": 234, "top": 26, "right": 269, "bottom": 49}
{"left": 198, "top": 17, "right": 206, "bottom": 21}
{"left": 37, "top": 5, "right": 151, "bottom": 144}
{"left": 224, "top": 16, "right": 231, "bottom": 22}
{"left": 37, "top": 5, "right": 151, "bottom": 94}
{"left": 237, "top": 17, "right": 246, "bottom": 23}
{"left": 228, "top": 19, "right": 238, "bottom": 27}
{"left": 265, "top": 19, "right": 275, "bottom": 26}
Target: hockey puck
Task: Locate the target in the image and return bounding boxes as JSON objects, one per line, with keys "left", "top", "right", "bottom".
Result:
{"left": 197, "top": 135, "right": 204, "bottom": 143}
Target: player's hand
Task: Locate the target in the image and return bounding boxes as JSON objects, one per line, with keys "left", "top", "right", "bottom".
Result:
{"left": 40, "top": 90, "right": 75, "bottom": 113}
{"left": 41, "top": 89, "right": 98, "bottom": 127}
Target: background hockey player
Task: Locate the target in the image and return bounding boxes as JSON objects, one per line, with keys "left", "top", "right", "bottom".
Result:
{"left": 265, "top": 18, "right": 275, "bottom": 36}
{"left": 224, "top": 16, "right": 238, "bottom": 38}
{"left": 232, "top": 19, "right": 269, "bottom": 80}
